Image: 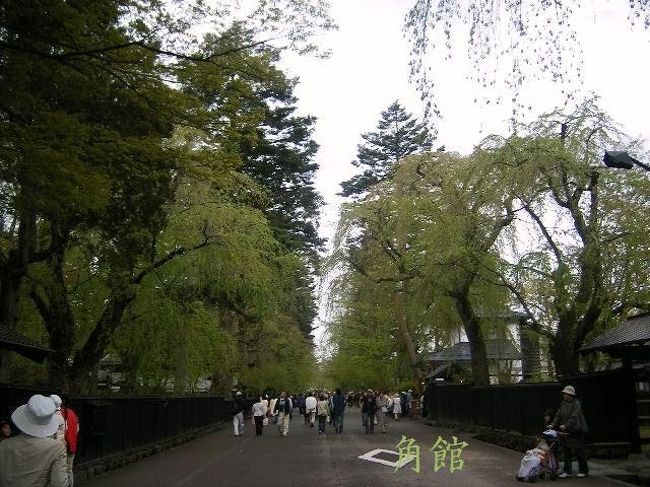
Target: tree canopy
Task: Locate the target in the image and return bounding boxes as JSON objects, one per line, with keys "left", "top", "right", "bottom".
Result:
{"left": 327, "top": 99, "right": 649, "bottom": 387}
{"left": 0, "top": 0, "right": 333, "bottom": 394}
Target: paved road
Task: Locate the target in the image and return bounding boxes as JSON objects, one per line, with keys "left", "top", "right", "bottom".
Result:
{"left": 79, "top": 409, "right": 634, "bottom": 487}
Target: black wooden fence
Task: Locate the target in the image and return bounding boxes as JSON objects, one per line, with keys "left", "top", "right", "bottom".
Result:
{"left": 0, "top": 383, "right": 235, "bottom": 465}
{"left": 424, "top": 368, "right": 640, "bottom": 449}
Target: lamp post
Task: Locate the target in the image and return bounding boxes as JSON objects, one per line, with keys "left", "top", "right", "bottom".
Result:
{"left": 603, "top": 151, "right": 650, "bottom": 172}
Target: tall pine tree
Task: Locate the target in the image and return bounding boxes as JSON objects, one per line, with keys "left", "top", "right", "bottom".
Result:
{"left": 240, "top": 86, "right": 324, "bottom": 262}
{"left": 339, "top": 101, "right": 434, "bottom": 198}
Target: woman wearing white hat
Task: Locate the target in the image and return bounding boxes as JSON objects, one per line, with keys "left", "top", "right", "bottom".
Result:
{"left": 0, "top": 394, "right": 68, "bottom": 486}
{"left": 549, "top": 385, "right": 589, "bottom": 478}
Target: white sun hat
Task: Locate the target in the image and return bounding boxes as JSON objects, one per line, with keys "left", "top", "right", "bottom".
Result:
{"left": 50, "top": 394, "right": 62, "bottom": 410}
{"left": 11, "top": 394, "right": 59, "bottom": 437}
{"left": 561, "top": 385, "right": 576, "bottom": 396}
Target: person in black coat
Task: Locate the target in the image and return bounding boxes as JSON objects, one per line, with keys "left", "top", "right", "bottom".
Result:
{"left": 232, "top": 391, "right": 246, "bottom": 436}
{"left": 330, "top": 388, "right": 346, "bottom": 434}
{"left": 360, "top": 390, "right": 379, "bottom": 434}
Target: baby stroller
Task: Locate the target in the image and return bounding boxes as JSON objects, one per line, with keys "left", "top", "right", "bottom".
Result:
{"left": 516, "top": 430, "right": 559, "bottom": 482}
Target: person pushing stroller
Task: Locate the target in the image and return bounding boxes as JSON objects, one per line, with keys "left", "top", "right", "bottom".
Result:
{"left": 547, "top": 385, "right": 589, "bottom": 478}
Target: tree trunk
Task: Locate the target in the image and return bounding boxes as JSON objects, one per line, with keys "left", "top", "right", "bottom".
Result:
{"left": 69, "top": 285, "right": 136, "bottom": 393}
{"left": 0, "top": 210, "right": 37, "bottom": 381}
{"left": 453, "top": 288, "right": 490, "bottom": 385}
{"left": 549, "top": 327, "right": 580, "bottom": 376}
{"left": 394, "top": 288, "right": 423, "bottom": 389}
{"left": 26, "top": 223, "right": 77, "bottom": 390}
{"left": 0, "top": 273, "right": 22, "bottom": 381}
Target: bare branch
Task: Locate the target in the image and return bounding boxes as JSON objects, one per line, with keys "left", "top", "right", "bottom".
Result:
{"left": 132, "top": 223, "right": 214, "bottom": 284}
{"left": 523, "top": 202, "right": 564, "bottom": 264}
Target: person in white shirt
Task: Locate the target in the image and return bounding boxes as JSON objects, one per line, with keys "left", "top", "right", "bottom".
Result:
{"left": 262, "top": 395, "right": 269, "bottom": 411}
{"left": 252, "top": 397, "right": 267, "bottom": 436}
{"left": 316, "top": 394, "right": 330, "bottom": 434}
{"left": 305, "top": 392, "right": 317, "bottom": 428}
{"left": 392, "top": 393, "right": 402, "bottom": 421}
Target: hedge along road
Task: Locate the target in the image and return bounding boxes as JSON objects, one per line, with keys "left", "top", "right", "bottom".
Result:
{"left": 78, "top": 408, "right": 633, "bottom": 487}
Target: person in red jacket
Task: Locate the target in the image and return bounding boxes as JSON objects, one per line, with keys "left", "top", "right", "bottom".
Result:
{"left": 52, "top": 394, "right": 80, "bottom": 487}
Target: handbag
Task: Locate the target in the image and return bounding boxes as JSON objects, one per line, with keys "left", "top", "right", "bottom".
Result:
{"left": 263, "top": 417, "right": 269, "bottom": 426}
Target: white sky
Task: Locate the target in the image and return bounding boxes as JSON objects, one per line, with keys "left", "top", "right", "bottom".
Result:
{"left": 277, "top": 0, "right": 650, "bottom": 346}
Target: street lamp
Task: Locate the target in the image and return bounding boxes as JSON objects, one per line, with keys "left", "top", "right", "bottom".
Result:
{"left": 603, "top": 151, "right": 650, "bottom": 172}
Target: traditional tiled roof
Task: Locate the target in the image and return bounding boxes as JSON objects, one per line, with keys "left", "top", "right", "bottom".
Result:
{"left": 581, "top": 313, "right": 650, "bottom": 353}
{"left": 0, "top": 325, "right": 53, "bottom": 363}
{"left": 430, "top": 339, "right": 521, "bottom": 362}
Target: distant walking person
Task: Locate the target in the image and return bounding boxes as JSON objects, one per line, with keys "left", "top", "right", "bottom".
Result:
{"left": 274, "top": 391, "right": 293, "bottom": 437}
{"left": 296, "top": 394, "right": 307, "bottom": 424}
{"left": 0, "top": 394, "right": 67, "bottom": 487}
{"left": 361, "top": 390, "right": 378, "bottom": 434}
{"left": 305, "top": 392, "right": 317, "bottom": 428}
{"left": 549, "top": 385, "right": 589, "bottom": 478}
{"left": 377, "top": 392, "right": 391, "bottom": 433}
{"left": 392, "top": 393, "right": 402, "bottom": 420}
{"left": 331, "top": 388, "right": 346, "bottom": 434}
{"left": 51, "top": 394, "right": 80, "bottom": 487}
{"left": 252, "top": 396, "right": 267, "bottom": 436}
{"left": 232, "top": 391, "right": 246, "bottom": 436}
{"left": 316, "top": 394, "right": 330, "bottom": 434}
{"left": 406, "top": 390, "right": 414, "bottom": 416}
{"left": 401, "top": 391, "right": 409, "bottom": 417}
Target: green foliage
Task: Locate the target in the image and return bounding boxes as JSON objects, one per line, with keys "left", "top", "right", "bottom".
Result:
{"left": 486, "top": 99, "right": 650, "bottom": 373}
{"left": 330, "top": 147, "right": 518, "bottom": 386}
{"left": 0, "top": 1, "right": 330, "bottom": 391}
{"left": 178, "top": 25, "right": 325, "bottom": 261}
{"left": 100, "top": 144, "right": 318, "bottom": 393}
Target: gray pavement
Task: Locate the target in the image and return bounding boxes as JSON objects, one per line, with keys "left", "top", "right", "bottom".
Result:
{"left": 79, "top": 409, "right": 637, "bottom": 487}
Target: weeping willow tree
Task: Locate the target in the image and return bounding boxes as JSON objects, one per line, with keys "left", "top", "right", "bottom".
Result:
{"left": 325, "top": 266, "right": 433, "bottom": 391}
{"left": 66, "top": 130, "right": 318, "bottom": 394}
{"left": 480, "top": 98, "right": 650, "bottom": 375}
{"left": 328, "top": 99, "right": 649, "bottom": 385}
{"left": 328, "top": 146, "right": 518, "bottom": 386}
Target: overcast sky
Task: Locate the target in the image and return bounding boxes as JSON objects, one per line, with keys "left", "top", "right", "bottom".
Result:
{"left": 277, "top": 0, "right": 650, "bottom": 345}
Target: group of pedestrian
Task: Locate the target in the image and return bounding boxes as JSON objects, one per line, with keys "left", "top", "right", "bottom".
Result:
{"left": 233, "top": 386, "right": 418, "bottom": 439}
{"left": 298, "top": 389, "right": 348, "bottom": 434}
{"left": 233, "top": 388, "right": 349, "bottom": 438}
{"left": 345, "top": 389, "right": 415, "bottom": 421}
{"left": 0, "top": 393, "right": 79, "bottom": 487}
{"left": 234, "top": 390, "right": 294, "bottom": 438}
{"left": 358, "top": 389, "right": 410, "bottom": 434}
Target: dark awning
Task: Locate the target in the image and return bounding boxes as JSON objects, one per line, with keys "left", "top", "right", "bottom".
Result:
{"left": 0, "top": 325, "right": 54, "bottom": 363}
